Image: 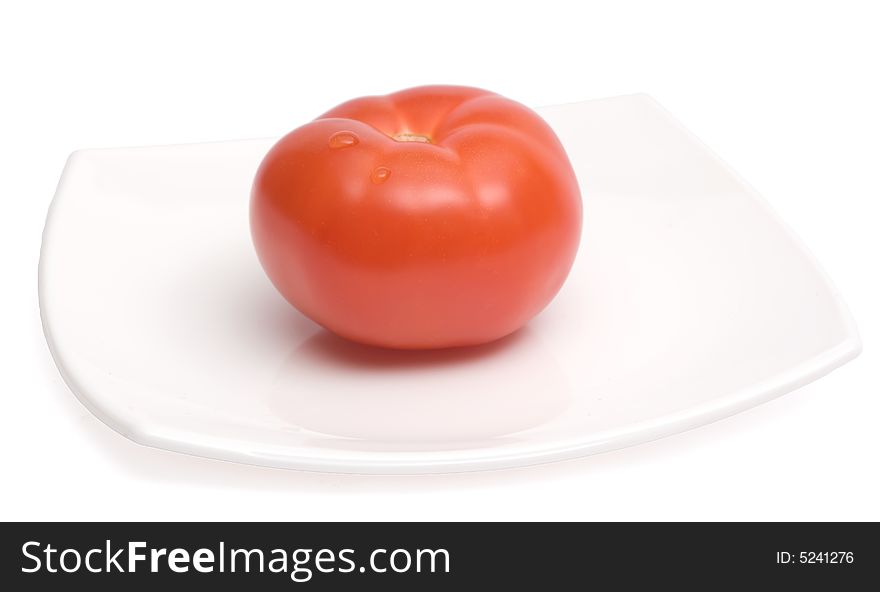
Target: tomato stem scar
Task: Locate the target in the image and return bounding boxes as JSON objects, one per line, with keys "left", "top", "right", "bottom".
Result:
{"left": 392, "top": 132, "right": 432, "bottom": 143}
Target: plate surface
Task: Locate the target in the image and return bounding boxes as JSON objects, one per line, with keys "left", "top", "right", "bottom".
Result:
{"left": 39, "top": 94, "right": 861, "bottom": 473}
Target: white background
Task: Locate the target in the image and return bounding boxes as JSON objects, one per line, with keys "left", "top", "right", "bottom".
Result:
{"left": 2, "top": 1, "right": 878, "bottom": 520}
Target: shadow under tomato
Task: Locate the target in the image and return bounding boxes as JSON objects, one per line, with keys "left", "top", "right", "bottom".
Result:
{"left": 267, "top": 325, "right": 572, "bottom": 446}
{"left": 292, "top": 326, "right": 530, "bottom": 370}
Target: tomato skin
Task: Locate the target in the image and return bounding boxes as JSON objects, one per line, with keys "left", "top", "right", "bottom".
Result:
{"left": 251, "top": 85, "right": 582, "bottom": 349}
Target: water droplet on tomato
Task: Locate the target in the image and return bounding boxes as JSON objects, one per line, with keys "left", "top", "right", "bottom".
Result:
{"left": 328, "top": 131, "right": 359, "bottom": 149}
{"left": 370, "top": 166, "right": 391, "bottom": 184}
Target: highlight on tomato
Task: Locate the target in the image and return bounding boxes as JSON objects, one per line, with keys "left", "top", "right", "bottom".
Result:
{"left": 251, "top": 85, "right": 582, "bottom": 349}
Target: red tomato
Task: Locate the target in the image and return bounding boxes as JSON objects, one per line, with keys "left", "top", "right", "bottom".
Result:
{"left": 250, "top": 85, "right": 582, "bottom": 349}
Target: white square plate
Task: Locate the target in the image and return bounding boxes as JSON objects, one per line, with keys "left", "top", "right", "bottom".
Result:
{"left": 39, "top": 94, "right": 860, "bottom": 473}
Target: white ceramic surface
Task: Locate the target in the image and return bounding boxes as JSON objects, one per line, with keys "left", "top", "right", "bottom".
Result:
{"left": 39, "top": 94, "right": 861, "bottom": 473}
